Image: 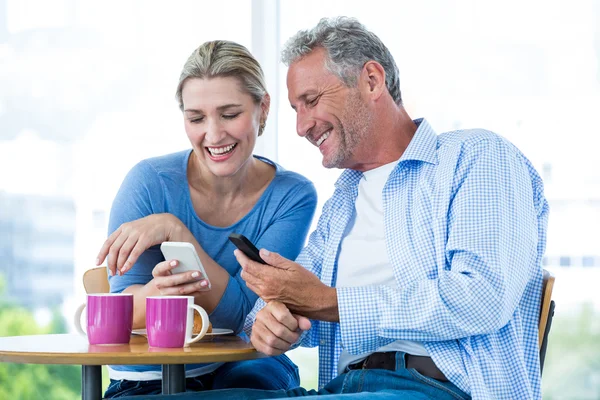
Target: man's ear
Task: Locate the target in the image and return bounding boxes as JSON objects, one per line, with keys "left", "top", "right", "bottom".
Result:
{"left": 361, "top": 61, "right": 386, "bottom": 100}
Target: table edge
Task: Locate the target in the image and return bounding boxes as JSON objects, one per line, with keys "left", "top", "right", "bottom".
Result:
{"left": 0, "top": 349, "right": 264, "bottom": 365}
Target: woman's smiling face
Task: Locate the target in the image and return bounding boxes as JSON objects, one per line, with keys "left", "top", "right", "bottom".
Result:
{"left": 182, "top": 76, "right": 267, "bottom": 177}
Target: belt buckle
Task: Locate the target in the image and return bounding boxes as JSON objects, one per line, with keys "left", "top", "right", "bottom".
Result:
{"left": 354, "top": 354, "right": 373, "bottom": 370}
{"left": 361, "top": 357, "right": 369, "bottom": 369}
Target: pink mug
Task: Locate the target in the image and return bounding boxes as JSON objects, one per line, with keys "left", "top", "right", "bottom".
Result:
{"left": 146, "top": 296, "right": 209, "bottom": 348}
{"left": 74, "top": 293, "right": 133, "bottom": 345}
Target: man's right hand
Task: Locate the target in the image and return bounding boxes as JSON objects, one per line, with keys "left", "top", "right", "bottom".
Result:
{"left": 251, "top": 301, "right": 311, "bottom": 356}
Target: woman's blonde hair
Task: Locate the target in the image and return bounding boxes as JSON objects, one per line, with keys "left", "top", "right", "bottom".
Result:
{"left": 175, "top": 40, "right": 268, "bottom": 134}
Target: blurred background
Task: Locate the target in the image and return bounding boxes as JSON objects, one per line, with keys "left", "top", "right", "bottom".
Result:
{"left": 0, "top": 0, "right": 598, "bottom": 399}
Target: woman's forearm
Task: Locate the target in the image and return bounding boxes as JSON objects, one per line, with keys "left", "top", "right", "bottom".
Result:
{"left": 120, "top": 220, "right": 235, "bottom": 329}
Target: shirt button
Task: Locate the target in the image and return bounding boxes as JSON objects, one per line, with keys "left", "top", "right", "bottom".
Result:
{"left": 320, "top": 340, "right": 326, "bottom": 345}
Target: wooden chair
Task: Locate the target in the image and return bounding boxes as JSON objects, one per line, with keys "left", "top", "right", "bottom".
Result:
{"left": 83, "top": 266, "right": 110, "bottom": 294}
{"left": 538, "top": 269, "right": 555, "bottom": 374}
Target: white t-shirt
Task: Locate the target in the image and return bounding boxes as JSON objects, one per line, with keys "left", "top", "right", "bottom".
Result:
{"left": 336, "top": 160, "right": 428, "bottom": 374}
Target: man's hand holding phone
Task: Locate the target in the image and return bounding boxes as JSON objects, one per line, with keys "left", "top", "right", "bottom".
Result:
{"left": 228, "top": 233, "right": 266, "bottom": 264}
{"left": 230, "top": 233, "right": 338, "bottom": 322}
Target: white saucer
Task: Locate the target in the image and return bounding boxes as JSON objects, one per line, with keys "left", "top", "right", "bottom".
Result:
{"left": 207, "top": 328, "right": 235, "bottom": 336}
{"left": 132, "top": 328, "right": 234, "bottom": 336}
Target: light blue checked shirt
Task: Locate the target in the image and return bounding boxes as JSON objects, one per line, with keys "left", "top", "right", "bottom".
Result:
{"left": 245, "top": 119, "right": 549, "bottom": 399}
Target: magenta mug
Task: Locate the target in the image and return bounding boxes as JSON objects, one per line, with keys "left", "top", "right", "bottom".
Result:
{"left": 146, "top": 296, "right": 209, "bottom": 348}
{"left": 74, "top": 293, "right": 133, "bottom": 345}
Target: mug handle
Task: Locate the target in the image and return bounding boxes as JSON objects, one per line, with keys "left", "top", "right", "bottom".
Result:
{"left": 74, "top": 303, "right": 87, "bottom": 336}
{"left": 187, "top": 305, "right": 209, "bottom": 344}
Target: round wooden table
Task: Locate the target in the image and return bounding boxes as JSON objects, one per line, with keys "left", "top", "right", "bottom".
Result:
{"left": 0, "top": 333, "right": 264, "bottom": 400}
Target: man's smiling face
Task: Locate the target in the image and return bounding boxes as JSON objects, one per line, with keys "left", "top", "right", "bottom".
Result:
{"left": 287, "top": 47, "right": 372, "bottom": 169}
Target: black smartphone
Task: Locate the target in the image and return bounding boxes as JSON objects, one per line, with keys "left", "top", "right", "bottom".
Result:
{"left": 228, "top": 233, "right": 267, "bottom": 264}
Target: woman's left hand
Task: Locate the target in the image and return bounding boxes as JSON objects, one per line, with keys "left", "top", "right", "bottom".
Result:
{"left": 96, "top": 213, "right": 190, "bottom": 276}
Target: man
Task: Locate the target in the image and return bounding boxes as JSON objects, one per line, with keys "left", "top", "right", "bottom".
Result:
{"left": 127, "top": 16, "right": 548, "bottom": 400}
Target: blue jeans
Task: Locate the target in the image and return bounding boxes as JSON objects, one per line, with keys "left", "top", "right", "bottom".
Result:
{"left": 105, "top": 354, "right": 300, "bottom": 398}
{"left": 117, "top": 352, "right": 470, "bottom": 399}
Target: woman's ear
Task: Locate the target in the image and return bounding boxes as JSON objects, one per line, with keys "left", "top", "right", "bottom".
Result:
{"left": 261, "top": 93, "right": 271, "bottom": 122}
{"left": 258, "top": 93, "right": 271, "bottom": 136}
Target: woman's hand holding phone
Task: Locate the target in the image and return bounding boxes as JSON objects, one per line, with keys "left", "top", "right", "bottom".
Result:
{"left": 150, "top": 257, "right": 211, "bottom": 296}
{"left": 157, "top": 242, "right": 212, "bottom": 291}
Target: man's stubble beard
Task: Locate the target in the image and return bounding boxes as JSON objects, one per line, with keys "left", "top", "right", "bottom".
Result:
{"left": 323, "top": 90, "right": 373, "bottom": 169}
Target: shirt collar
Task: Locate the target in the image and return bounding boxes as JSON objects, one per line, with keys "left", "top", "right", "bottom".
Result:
{"left": 335, "top": 169, "right": 363, "bottom": 189}
{"left": 398, "top": 118, "right": 439, "bottom": 165}
{"left": 334, "top": 118, "right": 438, "bottom": 189}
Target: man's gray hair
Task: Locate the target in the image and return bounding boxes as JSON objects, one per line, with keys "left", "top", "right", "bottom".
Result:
{"left": 282, "top": 17, "right": 402, "bottom": 105}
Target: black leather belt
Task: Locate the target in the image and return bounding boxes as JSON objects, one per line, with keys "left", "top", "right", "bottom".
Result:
{"left": 347, "top": 352, "right": 448, "bottom": 382}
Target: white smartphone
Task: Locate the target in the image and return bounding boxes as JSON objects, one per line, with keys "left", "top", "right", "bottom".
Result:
{"left": 160, "top": 242, "right": 211, "bottom": 289}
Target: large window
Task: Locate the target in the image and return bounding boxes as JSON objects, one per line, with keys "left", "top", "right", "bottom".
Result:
{"left": 0, "top": 0, "right": 252, "bottom": 303}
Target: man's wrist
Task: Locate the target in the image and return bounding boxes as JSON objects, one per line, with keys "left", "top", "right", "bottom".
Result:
{"left": 299, "top": 286, "right": 339, "bottom": 322}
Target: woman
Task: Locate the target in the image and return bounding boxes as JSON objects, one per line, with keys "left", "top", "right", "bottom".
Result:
{"left": 95, "top": 40, "right": 317, "bottom": 398}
